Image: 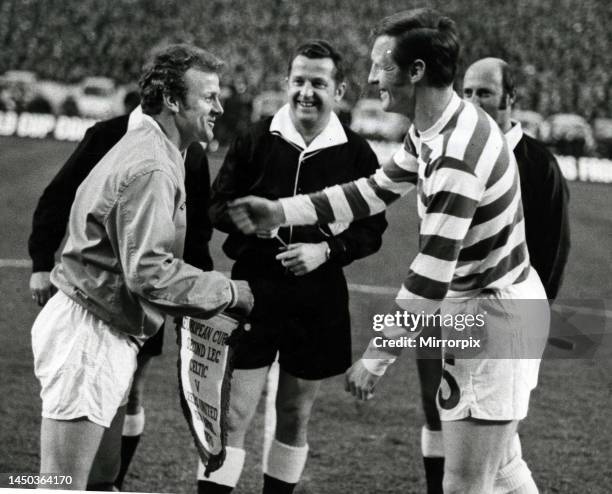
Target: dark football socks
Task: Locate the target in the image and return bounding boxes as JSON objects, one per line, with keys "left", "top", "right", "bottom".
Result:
{"left": 114, "top": 407, "right": 145, "bottom": 489}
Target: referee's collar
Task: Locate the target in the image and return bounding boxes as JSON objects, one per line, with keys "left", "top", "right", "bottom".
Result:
{"left": 269, "top": 104, "right": 347, "bottom": 152}
{"left": 506, "top": 120, "right": 524, "bottom": 151}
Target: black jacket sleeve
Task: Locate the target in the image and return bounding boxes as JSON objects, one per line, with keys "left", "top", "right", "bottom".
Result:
{"left": 325, "top": 138, "right": 388, "bottom": 267}
{"left": 27, "top": 116, "right": 127, "bottom": 272}
{"left": 520, "top": 136, "right": 571, "bottom": 300}
{"left": 183, "top": 142, "right": 214, "bottom": 271}
{"left": 536, "top": 150, "right": 570, "bottom": 300}
{"left": 209, "top": 131, "right": 255, "bottom": 234}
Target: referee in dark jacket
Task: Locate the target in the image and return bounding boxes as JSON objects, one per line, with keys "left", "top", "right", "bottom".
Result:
{"left": 28, "top": 106, "right": 214, "bottom": 489}
{"left": 204, "top": 40, "right": 387, "bottom": 494}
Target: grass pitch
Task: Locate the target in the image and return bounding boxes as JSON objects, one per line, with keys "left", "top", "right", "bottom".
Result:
{"left": 0, "top": 136, "right": 610, "bottom": 493}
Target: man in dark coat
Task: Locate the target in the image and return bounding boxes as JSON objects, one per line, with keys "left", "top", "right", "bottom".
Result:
{"left": 463, "top": 57, "right": 570, "bottom": 300}
{"left": 201, "top": 40, "right": 387, "bottom": 494}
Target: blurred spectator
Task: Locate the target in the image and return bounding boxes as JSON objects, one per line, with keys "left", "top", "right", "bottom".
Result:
{"left": 0, "top": 0, "right": 610, "bottom": 134}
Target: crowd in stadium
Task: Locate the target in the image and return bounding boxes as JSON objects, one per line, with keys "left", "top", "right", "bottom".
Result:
{"left": 1, "top": 0, "right": 610, "bottom": 121}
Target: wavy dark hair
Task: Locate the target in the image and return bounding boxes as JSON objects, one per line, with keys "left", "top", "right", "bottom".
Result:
{"left": 372, "top": 8, "right": 459, "bottom": 88}
{"left": 287, "top": 39, "right": 345, "bottom": 84}
{"left": 139, "top": 43, "right": 224, "bottom": 115}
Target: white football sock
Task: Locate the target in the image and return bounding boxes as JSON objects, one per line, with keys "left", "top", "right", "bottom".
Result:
{"left": 421, "top": 425, "right": 444, "bottom": 458}
{"left": 122, "top": 407, "right": 145, "bottom": 436}
{"left": 197, "top": 447, "right": 245, "bottom": 487}
{"left": 264, "top": 439, "right": 308, "bottom": 484}
{"left": 494, "top": 434, "right": 537, "bottom": 493}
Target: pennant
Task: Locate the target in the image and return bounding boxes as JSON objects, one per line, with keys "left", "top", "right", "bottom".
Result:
{"left": 177, "top": 313, "right": 243, "bottom": 475}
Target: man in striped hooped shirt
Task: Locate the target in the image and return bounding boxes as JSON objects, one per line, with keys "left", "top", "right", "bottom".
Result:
{"left": 228, "top": 9, "right": 548, "bottom": 494}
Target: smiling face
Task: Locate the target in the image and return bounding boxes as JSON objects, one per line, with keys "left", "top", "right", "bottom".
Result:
{"left": 175, "top": 68, "right": 223, "bottom": 144}
{"left": 287, "top": 55, "right": 343, "bottom": 135}
{"left": 368, "top": 35, "right": 414, "bottom": 116}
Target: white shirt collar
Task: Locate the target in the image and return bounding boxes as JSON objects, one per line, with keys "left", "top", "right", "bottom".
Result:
{"left": 418, "top": 91, "right": 462, "bottom": 141}
{"left": 505, "top": 120, "right": 524, "bottom": 151}
{"left": 269, "top": 104, "right": 347, "bottom": 152}
{"left": 132, "top": 107, "right": 167, "bottom": 139}
{"left": 127, "top": 105, "right": 144, "bottom": 130}
{"left": 136, "top": 112, "right": 183, "bottom": 166}
{"left": 130, "top": 105, "right": 189, "bottom": 160}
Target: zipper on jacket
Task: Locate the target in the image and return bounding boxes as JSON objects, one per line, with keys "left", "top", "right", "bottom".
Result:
{"left": 271, "top": 131, "right": 323, "bottom": 246}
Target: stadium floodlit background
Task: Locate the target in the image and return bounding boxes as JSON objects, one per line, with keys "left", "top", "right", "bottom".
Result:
{"left": 1, "top": 0, "right": 611, "bottom": 492}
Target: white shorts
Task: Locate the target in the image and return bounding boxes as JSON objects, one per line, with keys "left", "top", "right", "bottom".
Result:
{"left": 32, "top": 291, "right": 139, "bottom": 427}
{"left": 437, "top": 268, "right": 550, "bottom": 421}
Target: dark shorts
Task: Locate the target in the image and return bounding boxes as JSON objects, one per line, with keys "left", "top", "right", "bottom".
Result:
{"left": 139, "top": 325, "right": 164, "bottom": 357}
{"left": 231, "top": 258, "right": 352, "bottom": 381}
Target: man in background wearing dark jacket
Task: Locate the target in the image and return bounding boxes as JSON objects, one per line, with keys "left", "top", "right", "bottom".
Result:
{"left": 463, "top": 57, "right": 570, "bottom": 300}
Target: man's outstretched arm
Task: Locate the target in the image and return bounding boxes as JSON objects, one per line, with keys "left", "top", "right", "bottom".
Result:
{"left": 228, "top": 147, "right": 418, "bottom": 233}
